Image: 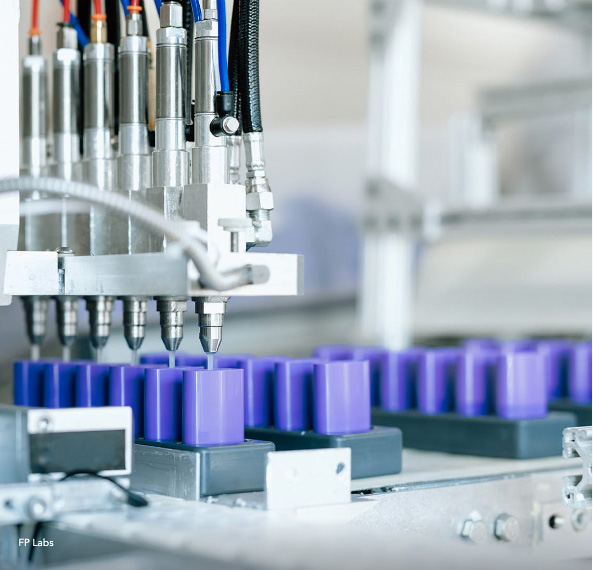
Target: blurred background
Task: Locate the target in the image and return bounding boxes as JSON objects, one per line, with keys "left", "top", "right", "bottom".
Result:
{"left": 8, "top": 0, "right": 591, "bottom": 402}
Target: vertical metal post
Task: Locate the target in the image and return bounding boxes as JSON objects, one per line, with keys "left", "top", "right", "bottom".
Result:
{"left": 359, "top": 0, "right": 421, "bottom": 350}
{"left": 0, "top": 2, "right": 23, "bottom": 307}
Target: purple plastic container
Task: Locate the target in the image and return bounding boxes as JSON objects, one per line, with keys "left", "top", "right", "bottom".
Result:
{"left": 110, "top": 364, "right": 163, "bottom": 437}
{"left": 456, "top": 350, "right": 497, "bottom": 416}
{"left": 312, "top": 344, "right": 354, "bottom": 361}
{"left": 182, "top": 368, "right": 244, "bottom": 446}
{"left": 214, "top": 354, "right": 253, "bottom": 369}
{"left": 274, "top": 359, "right": 322, "bottom": 431}
{"left": 351, "top": 347, "right": 388, "bottom": 406}
{"left": 313, "top": 360, "right": 371, "bottom": 435}
{"left": 238, "top": 356, "right": 291, "bottom": 427}
{"left": 44, "top": 362, "right": 81, "bottom": 408}
{"left": 379, "top": 349, "right": 422, "bottom": 412}
{"left": 417, "top": 348, "right": 459, "bottom": 415}
{"left": 495, "top": 351, "right": 547, "bottom": 420}
{"left": 568, "top": 342, "right": 592, "bottom": 405}
{"left": 144, "top": 367, "right": 188, "bottom": 441}
{"left": 140, "top": 352, "right": 174, "bottom": 365}
{"left": 175, "top": 354, "right": 207, "bottom": 367}
{"left": 536, "top": 340, "right": 571, "bottom": 400}
{"left": 14, "top": 359, "right": 57, "bottom": 406}
{"left": 76, "top": 363, "right": 112, "bottom": 407}
{"left": 463, "top": 338, "right": 500, "bottom": 352}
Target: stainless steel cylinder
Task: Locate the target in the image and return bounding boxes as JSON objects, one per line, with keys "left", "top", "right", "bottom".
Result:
{"left": 147, "top": 4, "right": 189, "bottom": 253}
{"left": 153, "top": 9, "right": 188, "bottom": 187}
{"left": 20, "top": 44, "right": 63, "bottom": 254}
{"left": 52, "top": 28, "right": 89, "bottom": 254}
{"left": 83, "top": 42, "right": 116, "bottom": 256}
{"left": 118, "top": 23, "right": 152, "bottom": 254}
{"left": 83, "top": 43, "right": 115, "bottom": 157}
{"left": 192, "top": 17, "right": 227, "bottom": 184}
{"left": 21, "top": 54, "right": 47, "bottom": 175}
{"left": 119, "top": 39, "right": 149, "bottom": 135}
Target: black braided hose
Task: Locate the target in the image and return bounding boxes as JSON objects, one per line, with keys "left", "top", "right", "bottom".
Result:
{"left": 229, "top": 0, "right": 242, "bottom": 131}
{"left": 238, "top": 0, "right": 262, "bottom": 133}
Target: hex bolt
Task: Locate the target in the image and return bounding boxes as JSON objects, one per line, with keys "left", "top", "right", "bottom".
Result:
{"left": 27, "top": 497, "right": 47, "bottom": 519}
{"left": 218, "top": 218, "right": 252, "bottom": 253}
{"left": 494, "top": 514, "right": 520, "bottom": 542}
{"left": 460, "top": 519, "right": 488, "bottom": 545}
{"left": 571, "top": 510, "right": 588, "bottom": 532}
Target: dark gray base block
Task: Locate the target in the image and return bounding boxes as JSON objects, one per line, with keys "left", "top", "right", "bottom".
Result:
{"left": 371, "top": 409, "right": 577, "bottom": 459}
{"left": 549, "top": 399, "right": 592, "bottom": 427}
{"left": 134, "top": 439, "right": 274, "bottom": 497}
{"left": 244, "top": 426, "right": 402, "bottom": 479}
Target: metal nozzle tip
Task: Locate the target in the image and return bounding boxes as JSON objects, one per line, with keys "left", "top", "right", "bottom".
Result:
{"left": 90, "top": 335, "right": 109, "bottom": 350}
{"left": 199, "top": 327, "right": 222, "bottom": 355}
{"left": 162, "top": 336, "right": 183, "bottom": 352}
{"left": 124, "top": 336, "right": 145, "bottom": 351}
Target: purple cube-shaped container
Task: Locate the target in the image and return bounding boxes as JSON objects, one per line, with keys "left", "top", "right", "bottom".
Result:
{"left": 463, "top": 338, "right": 500, "bottom": 352}
{"left": 456, "top": 350, "right": 498, "bottom": 416}
{"left": 536, "top": 340, "right": 570, "bottom": 400}
{"left": 313, "top": 360, "right": 371, "bottom": 435}
{"left": 379, "top": 349, "right": 422, "bottom": 412}
{"left": 14, "top": 359, "right": 57, "bottom": 406}
{"left": 237, "top": 356, "right": 291, "bottom": 427}
{"left": 44, "top": 362, "right": 82, "bottom": 408}
{"left": 495, "top": 351, "right": 547, "bottom": 420}
{"left": 76, "top": 363, "right": 112, "bottom": 407}
{"left": 140, "top": 352, "right": 173, "bottom": 365}
{"left": 350, "top": 347, "right": 388, "bottom": 406}
{"left": 144, "top": 367, "right": 187, "bottom": 441}
{"left": 213, "top": 354, "right": 253, "bottom": 369}
{"left": 175, "top": 354, "right": 207, "bottom": 367}
{"left": 182, "top": 368, "right": 244, "bottom": 446}
{"left": 275, "top": 359, "right": 322, "bottom": 431}
{"left": 568, "top": 342, "right": 592, "bottom": 405}
{"left": 499, "top": 339, "right": 537, "bottom": 353}
{"left": 313, "top": 344, "right": 354, "bottom": 361}
{"left": 110, "top": 364, "right": 163, "bottom": 438}
{"left": 417, "top": 348, "right": 459, "bottom": 415}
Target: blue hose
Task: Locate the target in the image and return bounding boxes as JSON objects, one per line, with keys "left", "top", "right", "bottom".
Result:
{"left": 58, "top": 0, "right": 89, "bottom": 48}
{"left": 120, "top": 0, "right": 130, "bottom": 11}
{"left": 216, "top": 0, "right": 229, "bottom": 92}
{"left": 190, "top": 0, "right": 202, "bottom": 21}
{"left": 154, "top": 0, "right": 162, "bottom": 14}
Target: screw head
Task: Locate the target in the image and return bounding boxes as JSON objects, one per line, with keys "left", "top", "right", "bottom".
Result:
{"left": 222, "top": 116, "right": 240, "bottom": 135}
{"left": 494, "top": 514, "right": 520, "bottom": 542}
{"left": 55, "top": 247, "right": 75, "bottom": 256}
{"left": 37, "top": 416, "right": 52, "bottom": 433}
{"left": 218, "top": 218, "right": 252, "bottom": 232}
{"left": 461, "top": 519, "right": 488, "bottom": 544}
{"left": 27, "top": 497, "right": 47, "bottom": 519}
{"left": 571, "top": 510, "right": 588, "bottom": 532}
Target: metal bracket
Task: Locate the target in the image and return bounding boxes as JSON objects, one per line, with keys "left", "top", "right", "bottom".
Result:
{"left": 562, "top": 426, "right": 592, "bottom": 509}
{"left": 216, "top": 449, "right": 352, "bottom": 510}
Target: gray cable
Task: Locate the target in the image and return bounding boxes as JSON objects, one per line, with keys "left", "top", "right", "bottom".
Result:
{"left": 1, "top": 176, "right": 256, "bottom": 291}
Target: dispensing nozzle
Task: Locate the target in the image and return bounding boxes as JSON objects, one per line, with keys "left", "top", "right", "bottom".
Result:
{"left": 195, "top": 296, "right": 228, "bottom": 355}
